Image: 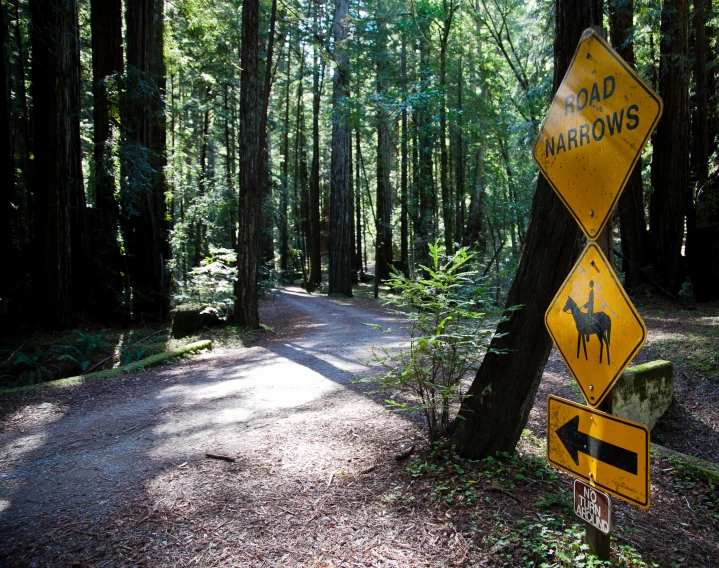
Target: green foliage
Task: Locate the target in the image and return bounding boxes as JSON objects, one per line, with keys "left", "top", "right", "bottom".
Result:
{"left": 364, "top": 241, "right": 500, "bottom": 441}
{"left": 174, "top": 247, "right": 237, "bottom": 318}
{"left": 53, "top": 331, "right": 106, "bottom": 373}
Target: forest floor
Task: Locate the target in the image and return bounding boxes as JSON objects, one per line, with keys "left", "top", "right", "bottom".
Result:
{"left": 0, "top": 286, "right": 717, "bottom": 567}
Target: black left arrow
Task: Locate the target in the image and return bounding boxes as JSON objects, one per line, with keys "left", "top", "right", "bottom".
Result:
{"left": 556, "top": 415, "right": 638, "bottom": 475}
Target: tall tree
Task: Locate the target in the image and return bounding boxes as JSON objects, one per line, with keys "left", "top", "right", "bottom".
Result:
{"left": 1, "top": 1, "right": 14, "bottom": 293}
{"left": 90, "top": 0, "right": 125, "bottom": 320}
{"left": 374, "top": 10, "right": 393, "bottom": 282}
{"left": 308, "top": 0, "right": 323, "bottom": 290}
{"left": 30, "top": 0, "right": 87, "bottom": 328}
{"left": 328, "top": 0, "right": 353, "bottom": 296}
{"left": 438, "top": 0, "right": 459, "bottom": 255}
{"left": 609, "top": 0, "right": 647, "bottom": 290}
{"left": 123, "top": 0, "right": 170, "bottom": 320}
{"left": 686, "top": 0, "right": 719, "bottom": 300}
{"left": 649, "top": 0, "right": 689, "bottom": 295}
{"left": 234, "top": 0, "right": 261, "bottom": 327}
{"left": 451, "top": 0, "right": 601, "bottom": 459}
{"left": 399, "top": 28, "right": 409, "bottom": 275}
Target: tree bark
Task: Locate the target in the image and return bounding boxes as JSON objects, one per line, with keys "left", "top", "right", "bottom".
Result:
{"left": 415, "top": 17, "right": 435, "bottom": 269}
{"left": 309, "top": 0, "right": 322, "bottom": 290}
{"left": 234, "top": 0, "right": 261, "bottom": 327}
{"left": 686, "top": 0, "right": 718, "bottom": 300}
{"left": 328, "top": 0, "right": 353, "bottom": 296}
{"left": 30, "top": 0, "right": 87, "bottom": 328}
{"left": 439, "top": 0, "right": 457, "bottom": 255}
{"left": 1, "top": 1, "right": 14, "bottom": 289}
{"left": 608, "top": 0, "right": 647, "bottom": 290}
{"left": 259, "top": 0, "right": 278, "bottom": 270}
{"left": 123, "top": 0, "right": 170, "bottom": 321}
{"left": 280, "top": 39, "right": 291, "bottom": 273}
{"left": 400, "top": 31, "right": 409, "bottom": 275}
{"left": 454, "top": 57, "right": 465, "bottom": 247}
{"left": 374, "top": 12, "right": 393, "bottom": 282}
{"left": 649, "top": 0, "right": 689, "bottom": 295}
{"left": 451, "top": 0, "right": 600, "bottom": 459}
{"left": 11, "top": 0, "right": 31, "bottom": 249}
{"left": 90, "top": 0, "right": 124, "bottom": 321}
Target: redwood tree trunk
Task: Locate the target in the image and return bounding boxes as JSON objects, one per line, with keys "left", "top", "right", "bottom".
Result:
{"left": 90, "top": 0, "right": 124, "bottom": 321}
{"left": 30, "top": 0, "right": 87, "bottom": 328}
{"left": 123, "top": 0, "right": 170, "bottom": 320}
{"left": 375, "top": 14, "right": 393, "bottom": 282}
{"left": 610, "top": 0, "right": 647, "bottom": 290}
{"left": 451, "top": 0, "right": 600, "bottom": 459}
{"left": 649, "top": 0, "right": 689, "bottom": 295}
{"left": 328, "top": 0, "right": 353, "bottom": 296}
{"left": 309, "top": 0, "right": 322, "bottom": 290}
{"left": 234, "top": 0, "right": 261, "bottom": 327}
{"left": 1, "top": 2, "right": 14, "bottom": 291}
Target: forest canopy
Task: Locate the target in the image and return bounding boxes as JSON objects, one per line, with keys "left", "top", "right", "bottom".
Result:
{"left": 1, "top": 0, "right": 718, "bottom": 330}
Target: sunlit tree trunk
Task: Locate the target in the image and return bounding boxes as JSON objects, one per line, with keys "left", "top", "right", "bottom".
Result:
{"left": 451, "top": 0, "right": 600, "bottom": 459}
{"left": 234, "top": 0, "right": 261, "bottom": 327}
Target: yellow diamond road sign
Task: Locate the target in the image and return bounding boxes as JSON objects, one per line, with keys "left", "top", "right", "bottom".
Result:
{"left": 533, "top": 28, "right": 663, "bottom": 240}
{"left": 547, "top": 395, "right": 650, "bottom": 509}
{"left": 545, "top": 243, "right": 646, "bottom": 407}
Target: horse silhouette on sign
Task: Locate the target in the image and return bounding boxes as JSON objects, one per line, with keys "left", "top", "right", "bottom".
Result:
{"left": 563, "top": 296, "right": 612, "bottom": 365}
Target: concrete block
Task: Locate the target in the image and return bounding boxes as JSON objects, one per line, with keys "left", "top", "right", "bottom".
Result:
{"left": 610, "top": 360, "right": 673, "bottom": 430}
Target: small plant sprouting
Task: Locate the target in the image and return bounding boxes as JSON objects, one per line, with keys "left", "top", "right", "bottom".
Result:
{"left": 364, "top": 241, "right": 502, "bottom": 442}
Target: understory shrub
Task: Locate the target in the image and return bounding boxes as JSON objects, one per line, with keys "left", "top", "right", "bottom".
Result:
{"left": 365, "top": 241, "right": 502, "bottom": 441}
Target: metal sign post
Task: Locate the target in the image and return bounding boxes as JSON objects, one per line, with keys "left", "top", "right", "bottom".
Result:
{"left": 534, "top": 25, "right": 663, "bottom": 561}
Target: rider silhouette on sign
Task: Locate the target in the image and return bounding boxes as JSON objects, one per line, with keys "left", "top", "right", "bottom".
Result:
{"left": 563, "top": 280, "right": 612, "bottom": 365}
{"left": 582, "top": 281, "right": 595, "bottom": 342}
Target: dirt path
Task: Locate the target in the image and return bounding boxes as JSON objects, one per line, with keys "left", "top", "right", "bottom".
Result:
{"left": 0, "top": 288, "right": 406, "bottom": 525}
{"left": 1, "top": 288, "right": 717, "bottom": 567}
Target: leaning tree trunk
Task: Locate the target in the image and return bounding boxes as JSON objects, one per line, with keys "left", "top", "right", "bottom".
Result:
{"left": 90, "top": 0, "right": 125, "bottom": 322}
{"left": 450, "top": 0, "right": 601, "bottom": 459}
{"left": 30, "top": 0, "right": 87, "bottom": 329}
{"left": 234, "top": 0, "right": 261, "bottom": 327}
{"left": 649, "top": 0, "right": 689, "bottom": 295}
{"left": 328, "top": 0, "right": 353, "bottom": 296}
{"left": 123, "top": 0, "right": 170, "bottom": 321}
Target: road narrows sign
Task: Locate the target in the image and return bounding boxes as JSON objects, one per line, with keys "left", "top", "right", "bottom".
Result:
{"left": 545, "top": 243, "right": 646, "bottom": 407}
{"left": 547, "top": 395, "right": 650, "bottom": 509}
{"left": 532, "top": 28, "right": 663, "bottom": 240}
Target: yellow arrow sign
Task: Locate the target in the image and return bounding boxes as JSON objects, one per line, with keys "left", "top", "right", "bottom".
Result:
{"left": 547, "top": 395, "right": 650, "bottom": 509}
{"left": 545, "top": 243, "right": 646, "bottom": 407}
{"left": 533, "top": 28, "right": 662, "bottom": 240}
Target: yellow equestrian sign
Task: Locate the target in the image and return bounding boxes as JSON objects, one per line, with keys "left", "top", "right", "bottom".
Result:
{"left": 533, "top": 28, "right": 662, "bottom": 240}
{"left": 545, "top": 243, "right": 646, "bottom": 407}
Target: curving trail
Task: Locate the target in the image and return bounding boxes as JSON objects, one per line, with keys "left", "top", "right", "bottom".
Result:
{"left": 0, "top": 287, "right": 409, "bottom": 564}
